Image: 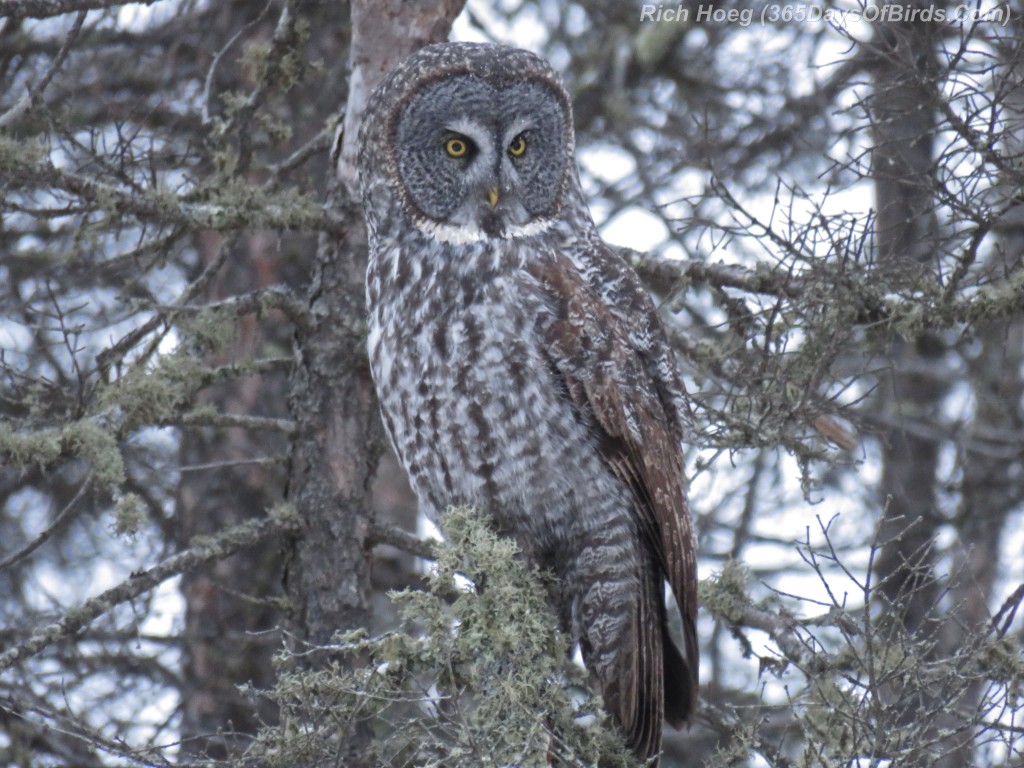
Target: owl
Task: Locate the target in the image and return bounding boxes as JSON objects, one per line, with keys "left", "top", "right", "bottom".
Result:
{"left": 358, "top": 42, "right": 698, "bottom": 762}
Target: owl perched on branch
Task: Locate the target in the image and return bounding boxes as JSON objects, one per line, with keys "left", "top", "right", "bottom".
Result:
{"left": 358, "top": 42, "right": 698, "bottom": 763}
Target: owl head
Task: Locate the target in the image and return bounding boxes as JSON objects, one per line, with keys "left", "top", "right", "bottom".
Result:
{"left": 358, "top": 43, "right": 578, "bottom": 243}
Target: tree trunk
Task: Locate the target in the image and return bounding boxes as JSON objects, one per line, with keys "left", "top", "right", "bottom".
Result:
{"left": 866, "top": 9, "right": 1024, "bottom": 767}
{"left": 282, "top": 2, "right": 465, "bottom": 764}
{"left": 175, "top": 4, "right": 351, "bottom": 758}
{"left": 176, "top": 233, "right": 290, "bottom": 760}
{"left": 870, "top": 2, "right": 944, "bottom": 637}
{"left": 943, "top": 22, "right": 1024, "bottom": 766}
{"left": 868, "top": 9, "right": 960, "bottom": 766}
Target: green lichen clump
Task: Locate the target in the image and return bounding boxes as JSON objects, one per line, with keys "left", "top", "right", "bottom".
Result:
{"left": 0, "top": 419, "right": 123, "bottom": 487}
{"left": 700, "top": 558, "right": 753, "bottom": 625}
{"left": 62, "top": 419, "right": 125, "bottom": 486}
{"left": 0, "top": 422, "right": 63, "bottom": 469}
{"left": 249, "top": 506, "right": 640, "bottom": 768}
{"left": 98, "top": 346, "right": 207, "bottom": 431}
{"left": 112, "top": 492, "right": 145, "bottom": 537}
{"left": 0, "top": 325, "right": 225, "bottom": 499}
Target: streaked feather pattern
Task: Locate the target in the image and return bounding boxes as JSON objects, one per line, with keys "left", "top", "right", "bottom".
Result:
{"left": 358, "top": 41, "right": 698, "bottom": 764}
{"left": 529, "top": 247, "right": 698, "bottom": 754}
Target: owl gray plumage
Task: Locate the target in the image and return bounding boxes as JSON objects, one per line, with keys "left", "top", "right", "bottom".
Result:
{"left": 358, "top": 42, "right": 698, "bottom": 762}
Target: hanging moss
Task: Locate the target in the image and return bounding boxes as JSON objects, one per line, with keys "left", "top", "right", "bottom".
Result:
{"left": 62, "top": 419, "right": 125, "bottom": 487}
{"left": 700, "top": 559, "right": 754, "bottom": 626}
{"left": 0, "top": 422, "right": 63, "bottom": 470}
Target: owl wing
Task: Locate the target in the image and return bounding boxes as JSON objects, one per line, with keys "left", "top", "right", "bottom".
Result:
{"left": 526, "top": 246, "right": 698, "bottom": 739}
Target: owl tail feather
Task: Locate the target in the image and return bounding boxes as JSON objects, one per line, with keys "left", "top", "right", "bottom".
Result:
{"left": 663, "top": 621, "right": 696, "bottom": 729}
{"left": 619, "top": 580, "right": 664, "bottom": 763}
{"left": 619, "top": 601, "right": 695, "bottom": 763}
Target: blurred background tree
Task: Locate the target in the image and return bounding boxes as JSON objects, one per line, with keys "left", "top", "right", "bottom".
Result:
{"left": 1, "top": 1, "right": 1021, "bottom": 766}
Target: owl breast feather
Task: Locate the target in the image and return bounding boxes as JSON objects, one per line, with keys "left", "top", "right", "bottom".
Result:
{"left": 366, "top": 237, "right": 633, "bottom": 559}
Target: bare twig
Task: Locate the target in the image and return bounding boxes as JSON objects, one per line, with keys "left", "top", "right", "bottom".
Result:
{"left": 0, "top": 508, "right": 298, "bottom": 673}
{"left": 0, "top": 470, "right": 94, "bottom": 571}
{"left": 0, "top": 10, "right": 87, "bottom": 128}
{"left": 200, "top": 1, "right": 276, "bottom": 127}
{"left": 991, "top": 583, "right": 1024, "bottom": 637}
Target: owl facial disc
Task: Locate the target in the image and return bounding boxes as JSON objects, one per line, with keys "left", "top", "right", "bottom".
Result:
{"left": 392, "top": 74, "right": 571, "bottom": 242}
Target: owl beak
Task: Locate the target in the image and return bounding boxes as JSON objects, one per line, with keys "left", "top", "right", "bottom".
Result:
{"left": 487, "top": 186, "right": 500, "bottom": 208}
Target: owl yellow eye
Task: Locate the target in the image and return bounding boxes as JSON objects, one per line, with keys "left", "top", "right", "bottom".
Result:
{"left": 508, "top": 134, "right": 527, "bottom": 157}
{"left": 445, "top": 137, "right": 469, "bottom": 157}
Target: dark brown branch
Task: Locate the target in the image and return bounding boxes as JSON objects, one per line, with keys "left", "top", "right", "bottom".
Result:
{"left": 367, "top": 521, "right": 438, "bottom": 562}
{"left": 0, "top": 141, "right": 341, "bottom": 234}
{"left": 625, "top": 248, "right": 801, "bottom": 299}
{"left": 0, "top": 0, "right": 157, "bottom": 20}
{"left": 631, "top": 246, "right": 1024, "bottom": 331}
{"left": 163, "top": 285, "right": 313, "bottom": 334}
{"left": 173, "top": 411, "right": 297, "bottom": 436}
{"left": 0, "top": 507, "right": 299, "bottom": 673}
{"left": 0, "top": 470, "right": 93, "bottom": 571}
{"left": 992, "top": 583, "right": 1024, "bottom": 637}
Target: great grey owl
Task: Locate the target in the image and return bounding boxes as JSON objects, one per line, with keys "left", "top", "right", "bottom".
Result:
{"left": 358, "top": 42, "right": 698, "bottom": 762}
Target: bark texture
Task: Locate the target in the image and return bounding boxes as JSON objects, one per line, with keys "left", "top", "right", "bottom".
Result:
{"left": 282, "top": 2, "right": 466, "bottom": 763}
{"left": 174, "top": 5, "right": 352, "bottom": 757}
{"left": 870, "top": 9, "right": 945, "bottom": 638}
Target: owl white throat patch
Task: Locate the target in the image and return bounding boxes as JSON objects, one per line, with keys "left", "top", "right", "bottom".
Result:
{"left": 414, "top": 215, "right": 558, "bottom": 245}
